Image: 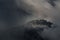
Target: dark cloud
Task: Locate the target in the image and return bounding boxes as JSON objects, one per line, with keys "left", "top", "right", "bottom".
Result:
{"left": 0, "top": 0, "right": 60, "bottom": 40}
{"left": 0, "top": 0, "right": 31, "bottom": 27}
{"left": 0, "top": 0, "right": 32, "bottom": 40}
{"left": 47, "top": 0, "right": 56, "bottom": 7}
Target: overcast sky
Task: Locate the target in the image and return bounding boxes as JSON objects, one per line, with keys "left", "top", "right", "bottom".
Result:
{"left": 0, "top": 0, "right": 60, "bottom": 40}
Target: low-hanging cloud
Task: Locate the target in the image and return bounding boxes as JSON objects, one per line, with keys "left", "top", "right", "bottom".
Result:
{"left": 15, "top": 0, "right": 60, "bottom": 25}
{"left": 0, "top": 0, "right": 60, "bottom": 40}
{"left": 15, "top": 0, "right": 60, "bottom": 40}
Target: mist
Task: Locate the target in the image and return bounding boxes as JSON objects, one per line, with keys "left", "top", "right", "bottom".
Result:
{"left": 0, "top": 0, "right": 60, "bottom": 40}
{"left": 15, "top": 0, "right": 60, "bottom": 40}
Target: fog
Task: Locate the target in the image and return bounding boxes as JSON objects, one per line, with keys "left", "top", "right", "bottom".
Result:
{"left": 0, "top": 0, "right": 60, "bottom": 40}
